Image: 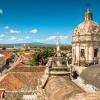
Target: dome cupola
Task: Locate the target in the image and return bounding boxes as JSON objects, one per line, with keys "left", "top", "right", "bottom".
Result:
{"left": 73, "top": 4, "right": 100, "bottom": 35}
{"left": 72, "top": 4, "right": 100, "bottom": 66}
{"left": 85, "top": 7, "right": 93, "bottom": 21}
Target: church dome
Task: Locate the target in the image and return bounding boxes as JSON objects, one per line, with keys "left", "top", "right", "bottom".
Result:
{"left": 73, "top": 8, "right": 100, "bottom": 35}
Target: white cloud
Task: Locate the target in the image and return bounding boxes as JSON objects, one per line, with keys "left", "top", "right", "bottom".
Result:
{"left": 9, "top": 29, "right": 21, "bottom": 34}
{"left": 4, "top": 26, "right": 21, "bottom": 34}
{"left": 45, "top": 35, "right": 68, "bottom": 41}
{"left": 59, "top": 35, "right": 68, "bottom": 40}
{"left": 32, "top": 35, "right": 68, "bottom": 44}
{"left": 16, "top": 38, "right": 25, "bottom": 42}
{"left": 0, "top": 9, "right": 3, "bottom": 15}
{"left": 4, "top": 27, "right": 38, "bottom": 35}
{"left": 18, "top": 38, "right": 24, "bottom": 41}
{"left": 32, "top": 38, "right": 43, "bottom": 42}
{"left": 0, "top": 34, "right": 5, "bottom": 38}
{"left": 0, "top": 38, "right": 3, "bottom": 41}
{"left": 4, "top": 26, "right": 10, "bottom": 30}
{"left": 30, "top": 29, "right": 38, "bottom": 34}
{"left": 46, "top": 36, "right": 56, "bottom": 41}
{"left": 10, "top": 36, "right": 17, "bottom": 40}
{"left": 25, "top": 36, "right": 30, "bottom": 39}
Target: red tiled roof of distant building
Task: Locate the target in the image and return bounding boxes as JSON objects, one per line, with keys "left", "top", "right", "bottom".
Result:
{"left": 0, "top": 50, "right": 12, "bottom": 60}
{"left": 6, "top": 62, "right": 45, "bottom": 73}
{"left": 3, "top": 54, "right": 11, "bottom": 60}
{"left": 10, "top": 66, "right": 45, "bottom": 72}
{"left": 0, "top": 67, "right": 45, "bottom": 91}
{"left": 21, "top": 54, "right": 32, "bottom": 64}
{"left": 0, "top": 89, "right": 5, "bottom": 99}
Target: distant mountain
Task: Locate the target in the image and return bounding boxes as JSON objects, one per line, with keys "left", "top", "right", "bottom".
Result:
{"left": 31, "top": 42, "right": 45, "bottom": 45}
{"left": 0, "top": 42, "right": 69, "bottom": 48}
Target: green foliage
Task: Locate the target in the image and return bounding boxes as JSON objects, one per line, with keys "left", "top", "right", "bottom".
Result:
{"left": 68, "top": 58, "right": 72, "bottom": 64}
{"left": 31, "top": 49, "right": 54, "bottom": 66}
{"left": 2, "top": 47, "right": 6, "bottom": 50}
{"left": 24, "top": 48, "right": 30, "bottom": 52}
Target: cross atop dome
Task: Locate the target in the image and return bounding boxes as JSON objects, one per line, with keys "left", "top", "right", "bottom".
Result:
{"left": 86, "top": 3, "right": 91, "bottom": 12}
{"left": 85, "top": 3, "right": 93, "bottom": 21}
{"left": 72, "top": 2, "right": 100, "bottom": 66}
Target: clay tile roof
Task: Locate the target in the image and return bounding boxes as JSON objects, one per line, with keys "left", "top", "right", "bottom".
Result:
{"left": 45, "top": 76, "right": 84, "bottom": 100}
{"left": 69, "top": 93, "right": 100, "bottom": 100}
{"left": 0, "top": 67, "right": 45, "bottom": 91}
{"left": 10, "top": 66, "right": 45, "bottom": 72}
{"left": 80, "top": 65, "right": 100, "bottom": 89}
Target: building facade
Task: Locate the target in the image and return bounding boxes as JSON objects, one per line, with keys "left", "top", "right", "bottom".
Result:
{"left": 72, "top": 7, "right": 100, "bottom": 66}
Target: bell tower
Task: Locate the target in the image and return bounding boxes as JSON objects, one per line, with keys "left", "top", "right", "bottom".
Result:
{"left": 56, "top": 36, "right": 61, "bottom": 57}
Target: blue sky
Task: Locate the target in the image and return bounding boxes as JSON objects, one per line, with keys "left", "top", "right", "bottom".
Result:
{"left": 0, "top": 0, "right": 100, "bottom": 44}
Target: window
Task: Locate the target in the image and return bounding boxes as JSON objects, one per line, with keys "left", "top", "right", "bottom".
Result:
{"left": 80, "top": 49, "right": 85, "bottom": 57}
{"left": 94, "top": 49, "right": 98, "bottom": 57}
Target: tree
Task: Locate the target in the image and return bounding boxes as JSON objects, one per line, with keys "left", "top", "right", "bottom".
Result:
{"left": 31, "top": 49, "right": 54, "bottom": 66}
{"left": 2, "top": 47, "right": 6, "bottom": 50}
{"left": 68, "top": 58, "right": 72, "bottom": 64}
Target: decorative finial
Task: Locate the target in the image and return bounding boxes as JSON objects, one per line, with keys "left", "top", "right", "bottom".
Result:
{"left": 87, "top": 3, "right": 90, "bottom": 12}
{"left": 85, "top": 2, "right": 93, "bottom": 21}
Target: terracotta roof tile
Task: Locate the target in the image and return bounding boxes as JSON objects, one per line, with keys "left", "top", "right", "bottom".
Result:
{"left": 10, "top": 66, "right": 45, "bottom": 72}
{"left": 0, "top": 67, "right": 45, "bottom": 91}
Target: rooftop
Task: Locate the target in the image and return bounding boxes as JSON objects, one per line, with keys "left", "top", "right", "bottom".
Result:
{"left": 0, "top": 63, "right": 45, "bottom": 91}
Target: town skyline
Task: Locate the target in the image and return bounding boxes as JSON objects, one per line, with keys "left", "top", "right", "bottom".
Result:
{"left": 0, "top": 0, "right": 100, "bottom": 44}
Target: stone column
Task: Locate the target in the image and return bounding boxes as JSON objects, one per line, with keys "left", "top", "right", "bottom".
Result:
{"left": 76, "top": 44, "right": 80, "bottom": 64}
{"left": 85, "top": 46, "right": 89, "bottom": 63}
{"left": 89, "top": 46, "right": 94, "bottom": 63}
{"left": 72, "top": 46, "right": 76, "bottom": 64}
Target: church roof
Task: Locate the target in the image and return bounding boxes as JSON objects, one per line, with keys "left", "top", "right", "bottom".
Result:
{"left": 0, "top": 65, "right": 45, "bottom": 91}
{"left": 45, "top": 76, "right": 84, "bottom": 100}
{"left": 73, "top": 8, "right": 100, "bottom": 35}
{"left": 80, "top": 65, "right": 100, "bottom": 89}
{"left": 73, "top": 20, "right": 100, "bottom": 35}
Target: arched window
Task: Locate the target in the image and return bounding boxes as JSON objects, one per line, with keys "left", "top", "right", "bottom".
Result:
{"left": 94, "top": 48, "right": 98, "bottom": 57}
{"left": 80, "top": 49, "right": 85, "bottom": 57}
